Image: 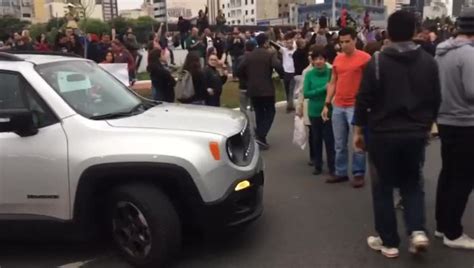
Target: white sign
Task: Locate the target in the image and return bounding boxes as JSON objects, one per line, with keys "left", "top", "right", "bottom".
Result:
{"left": 98, "top": 63, "right": 130, "bottom": 86}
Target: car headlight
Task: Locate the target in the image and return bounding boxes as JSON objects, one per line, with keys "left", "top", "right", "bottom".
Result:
{"left": 226, "top": 120, "right": 255, "bottom": 166}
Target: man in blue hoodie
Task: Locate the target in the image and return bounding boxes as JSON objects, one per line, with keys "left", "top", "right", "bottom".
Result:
{"left": 434, "top": 8, "right": 474, "bottom": 250}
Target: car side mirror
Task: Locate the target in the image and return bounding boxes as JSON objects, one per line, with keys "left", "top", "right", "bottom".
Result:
{"left": 0, "top": 109, "right": 38, "bottom": 137}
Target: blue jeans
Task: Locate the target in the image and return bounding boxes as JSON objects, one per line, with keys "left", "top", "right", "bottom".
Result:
{"left": 332, "top": 106, "right": 365, "bottom": 177}
{"left": 231, "top": 56, "right": 240, "bottom": 78}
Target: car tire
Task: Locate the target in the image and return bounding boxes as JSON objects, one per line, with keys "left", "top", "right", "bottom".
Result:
{"left": 106, "top": 183, "right": 181, "bottom": 268}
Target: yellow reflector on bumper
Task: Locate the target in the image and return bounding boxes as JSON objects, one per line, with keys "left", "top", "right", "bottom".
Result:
{"left": 235, "top": 180, "right": 251, "bottom": 191}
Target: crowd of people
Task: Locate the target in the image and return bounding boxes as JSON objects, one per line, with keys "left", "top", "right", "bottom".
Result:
{"left": 0, "top": 6, "right": 472, "bottom": 258}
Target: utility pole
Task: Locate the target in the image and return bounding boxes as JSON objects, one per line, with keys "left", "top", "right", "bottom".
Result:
{"left": 332, "top": 0, "right": 337, "bottom": 27}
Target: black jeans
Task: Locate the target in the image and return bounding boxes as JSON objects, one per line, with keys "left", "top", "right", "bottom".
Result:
{"left": 369, "top": 135, "right": 427, "bottom": 247}
{"left": 206, "top": 92, "right": 221, "bottom": 107}
{"left": 436, "top": 125, "right": 474, "bottom": 240}
{"left": 308, "top": 125, "right": 315, "bottom": 162}
{"left": 251, "top": 96, "right": 276, "bottom": 142}
{"left": 283, "top": 72, "right": 295, "bottom": 109}
{"left": 180, "top": 32, "right": 188, "bottom": 49}
{"left": 309, "top": 117, "right": 335, "bottom": 173}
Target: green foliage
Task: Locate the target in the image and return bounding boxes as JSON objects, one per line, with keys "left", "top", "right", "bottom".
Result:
{"left": 79, "top": 18, "right": 110, "bottom": 35}
{"left": 348, "top": 0, "right": 365, "bottom": 15}
{"left": 110, "top": 16, "right": 133, "bottom": 38}
{"left": 46, "top": 17, "right": 67, "bottom": 32}
{"left": 133, "top": 16, "right": 158, "bottom": 44}
{"left": 0, "top": 16, "right": 30, "bottom": 40}
{"left": 29, "top": 23, "right": 48, "bottom": 40}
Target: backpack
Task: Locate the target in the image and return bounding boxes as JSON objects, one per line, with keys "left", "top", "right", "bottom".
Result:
{"left": 174, "top": 69, "right": 195, "bottom": 102}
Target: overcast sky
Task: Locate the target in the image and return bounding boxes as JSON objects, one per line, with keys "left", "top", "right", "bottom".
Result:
{"left": 117, "top": 0, "right": 207, "bottom": 11}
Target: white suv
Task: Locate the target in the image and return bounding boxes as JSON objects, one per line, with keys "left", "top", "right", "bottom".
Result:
{"left": 0, "top": 52, "right": 264, "bottom": 267}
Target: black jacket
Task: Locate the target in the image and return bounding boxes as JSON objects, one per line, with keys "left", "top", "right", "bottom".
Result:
{"left": 178, "top": 19, "right": 191, "bottom": 34}
{"left": 293, "top": 33, "right": 317, "bottom": 75}
{"left": 237, "top": 54, "right": 248, "bottom": 89}
{"left": 204, "top": 65, "right": 227, "bottom": 106}
{"left": 227, "top": 37, "right": 245, "bottom": 57}
{"left": 148, "top": 63, "right": 176, "bottom": 102}
{"left": 237, "top": 48, "right": 283, "bottom": 97}
{"left": 354, "top": 43, "right": 441, "bottom": 137}
{"left": 87, "top": 41, "right": 102, "bottom": 63}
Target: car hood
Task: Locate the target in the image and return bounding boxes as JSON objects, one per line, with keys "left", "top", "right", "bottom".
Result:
{"left": 106, "top": 103, "right": 246, "bottom": 137}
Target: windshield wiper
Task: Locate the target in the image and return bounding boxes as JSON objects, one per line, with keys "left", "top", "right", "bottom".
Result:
{"left": 89, "top": 102, "right": 147, "bottom": 120}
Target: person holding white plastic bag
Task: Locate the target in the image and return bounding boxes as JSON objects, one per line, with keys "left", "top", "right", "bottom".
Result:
{"left": 296, "top": 47, "right": 317, "bottom": 166}
{"left": 303, "top": 46, "right": 335, "bottom": 176}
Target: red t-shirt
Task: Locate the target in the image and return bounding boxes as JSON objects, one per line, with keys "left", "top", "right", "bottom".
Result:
{"left": 333, "top": 50, "right": 371, "bottom": 107}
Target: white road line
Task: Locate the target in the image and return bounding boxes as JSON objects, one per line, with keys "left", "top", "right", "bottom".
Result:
{"left": 58, "top": 259, "right": 95, "bottom": 268}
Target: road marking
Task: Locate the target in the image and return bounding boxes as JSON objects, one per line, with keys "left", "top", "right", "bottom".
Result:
{"left": 58, "top": 259, "right": 96, "bottom": 268}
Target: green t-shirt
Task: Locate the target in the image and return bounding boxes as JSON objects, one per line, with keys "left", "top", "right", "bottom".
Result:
{"left": 303, "top": 65, "right": 332, "bottom": 118}
{"left": 186, "top": 36, "right": 205, "bottom": 58}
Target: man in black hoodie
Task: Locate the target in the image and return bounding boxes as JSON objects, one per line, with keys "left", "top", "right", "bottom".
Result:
{"left": 354, "top": 11, "right": 441, "bottom": 258}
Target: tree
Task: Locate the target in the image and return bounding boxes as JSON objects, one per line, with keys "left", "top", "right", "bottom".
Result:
{"left": 348, "top": 0, "right": 365, "bottom": 15}
{"left": 0, "top": 16, "right": 30, "bottom": 40}
{"left": 79, "top": 18, "right": 110, "bottom": 35}
{"left": 46, "top": 17, "right": 67, "bottom": 32}
{"left": 110, "top": 16, "right": 133, "bottom": 39}
{"left": 29, "top": 23, "right": 48, "bottom": 40}
{"left": 134, "top": 16, "right": 158, "bottom": 44}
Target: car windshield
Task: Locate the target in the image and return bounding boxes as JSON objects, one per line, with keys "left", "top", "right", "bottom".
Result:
{"left": 36, "top": 60, "right": 143, "bottom": 119}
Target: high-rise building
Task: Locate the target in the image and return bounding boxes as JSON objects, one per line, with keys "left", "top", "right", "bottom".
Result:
{"left": 451, "top": 0, "right": 472, "bottom": 16}
{"left": 33, "top": 0, "right": 48, "bottom": 23}
{"left": 220, "top": 0, "right": 278, "bottom": 25}
{"left": 102, "top": 0, "right": 118, "bottom": 21}
{"left": 152, "top": 0, "right": 166, "bottom": 22}
{"left": 207, "top": 0, "right": 221, "bottom": 24}
{"left": 0, "top": 0, "right": 33, "bottom": 21}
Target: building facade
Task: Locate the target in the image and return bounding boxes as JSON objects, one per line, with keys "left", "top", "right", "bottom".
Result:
{"left": 0, "top": 0, "right": 33, "bottom": 21}
{"left": 297, "top": 1, "right": 386, "bottom": 27}
{"left": 102, "top": 0, "right": 118, "bottom": 21}
{"left": 219, "top": 0, "right": 278, "bottom": 25}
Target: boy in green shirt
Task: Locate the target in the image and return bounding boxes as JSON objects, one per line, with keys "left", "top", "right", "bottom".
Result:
{"left": 303, "top": 47, "right": 335, "bottom": 176}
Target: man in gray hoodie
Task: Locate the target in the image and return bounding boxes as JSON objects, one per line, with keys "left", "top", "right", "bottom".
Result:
{"left": 435, "top": 8, "right": 474, "bottom": 250}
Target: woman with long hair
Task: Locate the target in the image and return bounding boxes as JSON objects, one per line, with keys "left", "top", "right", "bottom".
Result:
{"left": 35, "top": 34, "right": 50, "bottom": 52}
{"left": 204, "top": 53, "right": 228, "bottom": 106}
{"left": 101, "top": 51, "right": 115, "bottom": 64}
{"left": 147, "top": 48, "right": 176, "bottom": 102}
{"left": 182, "top": 51, "right": 208, "bottom": 105}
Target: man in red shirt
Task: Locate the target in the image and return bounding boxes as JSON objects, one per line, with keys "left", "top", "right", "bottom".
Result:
{"left": 322, "top": 27, "right": 371, "bottom": 187}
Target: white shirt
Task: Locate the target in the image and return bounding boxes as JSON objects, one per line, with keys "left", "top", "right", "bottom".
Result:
{"left": 281, "top": 46, "right": 296, "bottom": 74}
{"left": 206, "top": 36, "right": 214, "bottom": 49}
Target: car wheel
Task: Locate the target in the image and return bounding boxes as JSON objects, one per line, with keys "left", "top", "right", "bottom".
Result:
{"left": 107, "top": 183, "right": 181, "bottom": 268}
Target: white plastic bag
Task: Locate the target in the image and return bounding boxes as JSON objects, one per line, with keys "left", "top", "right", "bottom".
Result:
{"left": 293, "top": 116, "right": 307, "bottom": 150}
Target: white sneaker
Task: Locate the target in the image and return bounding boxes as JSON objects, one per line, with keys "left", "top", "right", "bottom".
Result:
{"left": 367, "top": 236, "right": 399, "bottom": 258}
{"left": 434, "top": 230, "right": 444, "bottom": 238}
{"left": 409, "top": 231, "right": 430, "bottom": 254}
{"left": 443, "top": 234, "right": 474, "bottom": 250}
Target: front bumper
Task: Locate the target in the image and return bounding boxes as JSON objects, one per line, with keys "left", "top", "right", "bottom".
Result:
{"left": 191, "top": 171, "right": 264, "bottom": 230}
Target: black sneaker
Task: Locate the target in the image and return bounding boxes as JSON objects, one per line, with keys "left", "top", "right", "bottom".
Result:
{"left": 313, "top": 169, "right": 322, "bottom": 175}
{"left": 308, "top": 161, "right": 314, "bottom": 166}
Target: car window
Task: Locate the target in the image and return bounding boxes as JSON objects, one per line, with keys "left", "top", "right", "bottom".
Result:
{"left": 0, "top": 71, "right": 58, "bottom": 128}
{"left": 36, "top": 60, "right": 142, "bottom": 119}
{"left": 0, "top": 73, "right": 24, "bottom": 109}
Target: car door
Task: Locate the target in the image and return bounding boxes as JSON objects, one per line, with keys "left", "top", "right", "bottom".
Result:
{"left": 0, "top": 71, "right": 70, "bottom": 220}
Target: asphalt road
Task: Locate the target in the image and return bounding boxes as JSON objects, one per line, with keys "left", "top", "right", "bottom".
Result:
{"left": 0, "top": 107, "right": 473, "bottom": 268}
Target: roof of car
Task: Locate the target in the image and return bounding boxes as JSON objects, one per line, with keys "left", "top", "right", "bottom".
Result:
{"left": 16, "top": 54, "right": 88, "bottom": 65}
{"left": 0, "top": 51, "right": 87, "bottom": 65}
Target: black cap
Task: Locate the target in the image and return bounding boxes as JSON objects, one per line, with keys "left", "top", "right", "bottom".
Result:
{"left": 457, "top": 8, "right": 474, "bottom": 34}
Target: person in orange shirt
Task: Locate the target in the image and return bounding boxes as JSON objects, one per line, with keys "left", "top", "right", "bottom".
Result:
{"left": 322, "top": 27, "right": 371, "bottom": 187}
